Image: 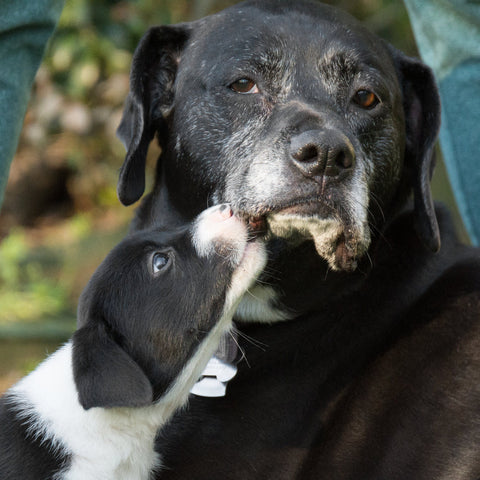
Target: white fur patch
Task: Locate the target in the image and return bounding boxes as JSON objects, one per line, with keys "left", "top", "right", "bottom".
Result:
{"left": 235, "top": 285, "right": 292, "bottom": 323}
{"left": 268, "top": 213, "right": 344, "bottom": 270}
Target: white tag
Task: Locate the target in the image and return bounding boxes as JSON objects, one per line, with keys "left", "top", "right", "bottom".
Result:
{"left": 190, "top": 356, "right": 238, "bottom": 398}
{"left": 201, "top": 356, "right": 238, "bottom": 382}
{"left": 190, "top": 377, "right": 227, "bottom": 397}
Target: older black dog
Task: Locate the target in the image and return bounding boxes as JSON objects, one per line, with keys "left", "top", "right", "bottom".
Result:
{"left": 116, "top": 1, "right": 480, "bottom": 479}
{"left": 0, "top": 205, "right": 265, "bottom": 480}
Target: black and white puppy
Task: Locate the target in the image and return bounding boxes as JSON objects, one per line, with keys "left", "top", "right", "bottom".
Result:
{"left": 0, "top": 204, "right": 266, "bottom": 480}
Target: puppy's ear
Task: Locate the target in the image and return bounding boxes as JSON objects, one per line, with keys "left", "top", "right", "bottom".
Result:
{"left": 117, "top": 24, "right": 192, "bottom": 206}
{"left": 72, "top": 320, "right": 153, "bottom": 409}
{"left": 389, "top": 47, "right": 441, "bottom": 252}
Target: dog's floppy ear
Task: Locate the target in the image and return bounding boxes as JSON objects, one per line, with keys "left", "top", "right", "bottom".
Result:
{"left": 389, "top": 46, "right": 441, "bottom": 252}
{"left": 72, "top": 319, "right": 153, "bottom": 409}
{"left": 117, "top": 24, "right": 192, "bottom": 206}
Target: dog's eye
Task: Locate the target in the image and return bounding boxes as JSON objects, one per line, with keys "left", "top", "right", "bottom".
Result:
{"left": 230, "top": 78, "right": 259, "bottom": 94}
{"left": 353, "top": 90, "right": 379, "bottom": 109}
{"left": 152, "top": 253, "right": 170, "bottom": 274}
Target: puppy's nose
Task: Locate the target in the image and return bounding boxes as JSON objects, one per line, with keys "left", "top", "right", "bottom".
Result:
{"left": 290, "top": 129, "right": 355, "bottom": 178}
{"left": 193, "top": 204, "right": 248, "bottom": 261}
{"left": 199, "top": 204, "right": 245, "bottom": 240}
{"left": 210, "top": 204, "right": 234, "bottom": 222}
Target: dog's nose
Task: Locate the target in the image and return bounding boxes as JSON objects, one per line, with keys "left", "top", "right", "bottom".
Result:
{"left": 290, "top": 129, "right": 355, "bottom": 178}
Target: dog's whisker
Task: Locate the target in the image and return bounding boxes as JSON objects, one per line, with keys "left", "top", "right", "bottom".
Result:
{"left": 253, "top": 277, "right": 276, "bottom": 287}
{"left": 229, "top": 330, "right": 251, "bottom": 368}
{"left": 368, "top": 220, "right": 391, "bottom": 247}
{"left": 347, "top": 195, "right": 386, "bottom": 241}
{"left": 369, "top": 192, "right": 386, "bottom": 223}
{"left": 233, "top": 327, "right": 268, "bottom": 351}
{"left": 259, "top": 265, "right": 283, "bottom": 280}
{"left": 365, "top": 250, "right": 374, "bottom": 270}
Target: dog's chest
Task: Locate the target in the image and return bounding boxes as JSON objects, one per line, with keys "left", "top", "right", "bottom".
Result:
{"left": 65, "top": 446, "right": 159, "bottom": 480}
{"left": 64, "top": 441, "right": 160, "bottom": 480}
{"left": 61, "top": 408, "right": 161, "bottom": 480}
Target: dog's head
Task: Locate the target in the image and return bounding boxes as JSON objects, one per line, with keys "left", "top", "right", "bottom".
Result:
{"left": 72, "top": 205, "right": 265, "bottom": 409}
{"left": 117, "top": 0, "right": 440, "bottom": 273}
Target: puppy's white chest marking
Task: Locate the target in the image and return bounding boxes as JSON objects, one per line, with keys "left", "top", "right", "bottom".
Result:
{"left": 10, "top": 343, "right": 163, "bottom": 480}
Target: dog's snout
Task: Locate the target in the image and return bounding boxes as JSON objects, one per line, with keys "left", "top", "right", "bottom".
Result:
{"left": 290, "top": 129, "right": 355, "bottom": 178}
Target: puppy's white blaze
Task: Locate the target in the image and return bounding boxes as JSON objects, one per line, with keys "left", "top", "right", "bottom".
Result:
{"left": 156, "top": 240, "right": 266, "bottom": 422}
{"left": 235, "top": 285, "right": 293, "bottom": 323}
{"left": 8, "top": 238, "right": 266, "bottom": 480}
{"left": 192, "top": 205, "right": 248, "bottom": 265}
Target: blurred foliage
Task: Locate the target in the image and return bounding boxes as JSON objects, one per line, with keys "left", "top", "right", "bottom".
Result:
{"left": 0, "top": 230, "right": 67, "bottom": 323}
{"left": 0, "top": 211, "right": 130, "bottom": 332}
{"left": 0, "top": 0, "right": 462, "bottom": 355}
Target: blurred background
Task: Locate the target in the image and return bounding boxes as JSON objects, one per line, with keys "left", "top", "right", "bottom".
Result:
{"left": 0, "top": 0, "right": 466, "bottom": 392}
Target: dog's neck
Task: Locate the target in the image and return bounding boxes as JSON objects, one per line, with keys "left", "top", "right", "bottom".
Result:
{"left": 240, "top": 237, "right": 371, "bottom": 319}
{"left": 253, "top": 207, "right": 443, "bottom": 320}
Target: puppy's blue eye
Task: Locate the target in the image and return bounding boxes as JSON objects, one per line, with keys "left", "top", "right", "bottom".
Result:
{"left": 152, "top": 253, "right": 170, "bottom": 274}
{"left": 230, "top": 78, "right": 259, "bottom": 94}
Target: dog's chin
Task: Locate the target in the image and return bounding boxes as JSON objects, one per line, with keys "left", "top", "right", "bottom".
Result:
{"left": 265, "top": 207, "right": 370, "bottom": 272}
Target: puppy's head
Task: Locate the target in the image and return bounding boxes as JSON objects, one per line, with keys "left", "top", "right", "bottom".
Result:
{"left": 72, "top": 205, "right": 265, "bottom": 409}
{"left": 117, "top": 0, "right": 440, "bottom": 272}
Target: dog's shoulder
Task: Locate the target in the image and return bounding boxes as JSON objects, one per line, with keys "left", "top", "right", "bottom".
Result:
{"left": 412, "top": 204, "right": 480, "bottom": 319}
{"left": 345, "top": 207, "right": 480, "bottom": 476}
{"left": 356, "top": 279, "right": 480, "bottom": 478}
{"left": 379, "top": 205, "right": 480, "bottom": 375}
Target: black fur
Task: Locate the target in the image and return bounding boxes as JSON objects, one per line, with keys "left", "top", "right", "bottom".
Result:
{"left": 0, "top": 397, "right": 70, "bottom": 480}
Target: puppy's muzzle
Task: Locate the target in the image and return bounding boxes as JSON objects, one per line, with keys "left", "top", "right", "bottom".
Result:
{"left": 192, "top": 204, "right": 258, "bottom": 266}
{"left": 290, "top": 128, "right": 355, "bottom": 180}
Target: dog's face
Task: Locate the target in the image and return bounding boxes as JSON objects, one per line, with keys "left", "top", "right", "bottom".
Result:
{"left": 72, "top": 205, "right": 265, "bottom": 409}
{"left": 167, "top": 4, "right": 407, "bottom": 272}
{"left": 117, "top": 1, "right": 440, "bottom": 302}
